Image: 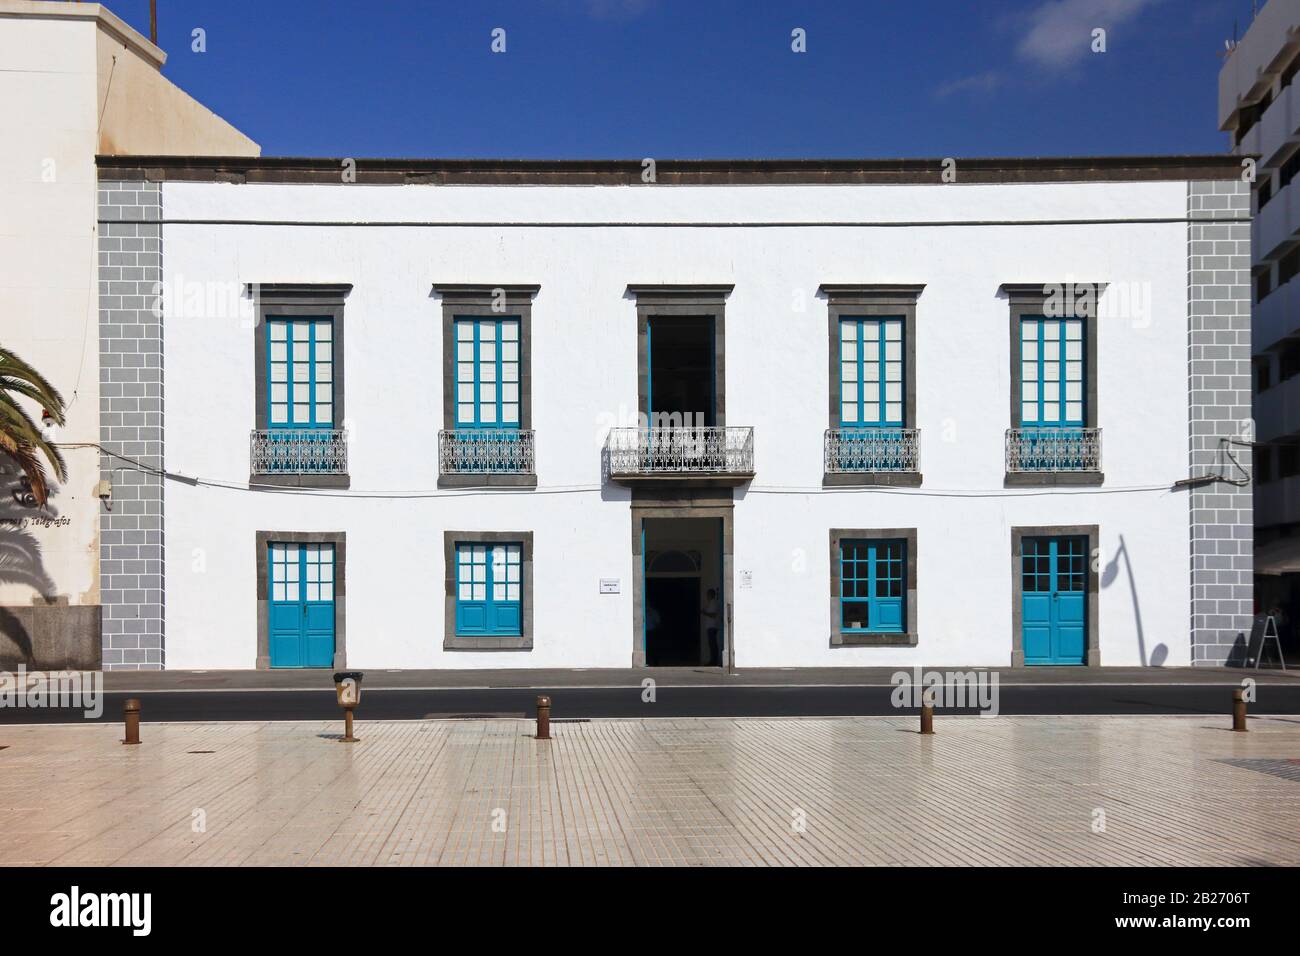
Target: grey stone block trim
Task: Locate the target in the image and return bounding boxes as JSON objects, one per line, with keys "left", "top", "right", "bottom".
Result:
{"left": 1010, "top": 525, "right": 1100, "bottom": 666}
{"left": 98, "top": 180, "right": 164, "bottom": 670}
{"left": 443, "top": 531, "right": 534, "bottom": 650}
{"left": 828, "top": 528, "right": 919, "bottom": 647}
{"left": 822, "top": 472, "right": 923, "bottom": 488}
{"left": 255, "top": 531, "right": 347, "bottom": 669}
{"left": 1187, "top": 180, "right": 1254, "bottom": 666}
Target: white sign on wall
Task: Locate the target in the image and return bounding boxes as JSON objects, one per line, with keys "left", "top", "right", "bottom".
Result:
{"left": 599, "top": 578, "right": 620, "bottom": 594}
{"left": 740, "top": 570, "right": 753, "bottom": 589}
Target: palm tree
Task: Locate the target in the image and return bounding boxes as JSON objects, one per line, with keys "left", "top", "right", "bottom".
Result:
{"left": 0, "top": 347, "right": 66, "bottom": 507}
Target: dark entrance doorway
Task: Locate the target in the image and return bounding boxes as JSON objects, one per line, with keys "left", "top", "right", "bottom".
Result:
{"left": 642, "top": 517, "right": 723, "bottom": 667}
{"left": 648, "top": 316, "right": 715, "bottom": 426}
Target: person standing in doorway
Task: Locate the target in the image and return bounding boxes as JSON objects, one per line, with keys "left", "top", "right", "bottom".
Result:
{"left": 702, "top": 588, "right": 721, "bottom": 666}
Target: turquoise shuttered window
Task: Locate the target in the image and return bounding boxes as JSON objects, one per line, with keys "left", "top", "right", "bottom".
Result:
{"left": 1020, "top": 316, "right": 1084, "bottom": 427}
{"left": 455, "top": 542, "right": 523, "bottom": 635}
{"left": 455, "top": 317, "right": 521, "bottom": 429}
{"left": 839, "top": 539, "right": 905, "bottom": 633}
{"left": 267, "top": 318, "right": 333, "bottom": 428}
{"left": 839, "top": 317, "right": 903, "bottom": 427}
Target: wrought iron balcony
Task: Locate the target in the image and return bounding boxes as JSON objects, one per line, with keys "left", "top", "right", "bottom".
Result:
{"left": 1005, "top": 427, "right": 1101, "bottom": 473}
{"left": 439, "top": 429, "right": 535, "bottom": 475}
{"left": 604, "top": 426, "right": 755, "bottom": 485}
{"left": 825, "top": 428, "right": 919, "bottom": 473}
{"left": 250, "top": 429, "right": 348, "bottom": 475}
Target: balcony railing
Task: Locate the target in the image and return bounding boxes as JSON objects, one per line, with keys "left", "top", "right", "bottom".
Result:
{"left": 251, "top": 429, "right": 347, "bottom": 474}
{"left": 825, "top": 427, "right": 919, "bottom": 473}
{"left": 1005, "top": 427, "right": 1101, "bottom": 473}
{"left": 439, "top": 429, "right": 535, "bottom": 474}
{"left": 605, "top": 426, "right": 754, "bottom": 480}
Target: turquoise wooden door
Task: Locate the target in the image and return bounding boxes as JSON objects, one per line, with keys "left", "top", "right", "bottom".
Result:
{"left": 1021, "top": 536, "right": 1087, "bottom": 665}
{"left": 268, "top": 542, "right": 335, "bottom": 668}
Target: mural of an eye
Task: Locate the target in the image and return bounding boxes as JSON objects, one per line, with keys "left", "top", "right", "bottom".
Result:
{"left": 10, "top": 477, "right": 38, "bottom": 510}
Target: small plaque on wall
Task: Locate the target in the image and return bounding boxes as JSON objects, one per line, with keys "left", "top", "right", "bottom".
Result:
{"left": 599, "top": 578, "right": 620, "bottom": 594}
{"left": 740, "top": 570, "right": 753, "bottom": 589}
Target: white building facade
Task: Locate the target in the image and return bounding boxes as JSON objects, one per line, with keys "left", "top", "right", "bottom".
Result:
{"left": 1219, "top": 0, "right": 1300, "bottom": 606}
{"left": 94, "top": 155, "right": 1253, "bottom": 670}
{"left": 0, "top": 1, "right": 255, "bottom": 672}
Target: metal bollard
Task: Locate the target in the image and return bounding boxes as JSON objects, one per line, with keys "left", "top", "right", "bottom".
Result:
{"left": 1232, "top": 688, "right": 1248, "bottom": 732}
{"left": 123, "top": 698, "right": 141, "bottom": 745}
{"left": 919, "top": 687, "right": 935, "bottom": 735}
{"left": 536, "top": 695, "right": 551, "bottom": 740}
{"left": 333, "top": 671, "right": 363, "bottom": 743}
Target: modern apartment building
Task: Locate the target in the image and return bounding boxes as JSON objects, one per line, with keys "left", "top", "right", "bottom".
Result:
{"left": 90, "top": 153, "right": 1253, "bottom": 670}
{"left": 0, "top": 0, "right": 257, "bottom": 671}
{"left": 1220, "top": 1, "right": 1300, "bottom": 645}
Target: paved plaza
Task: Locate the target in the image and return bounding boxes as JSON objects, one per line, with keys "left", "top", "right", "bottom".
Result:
{"left": 1, "top": 715, "right": 1297, "bottom": 866}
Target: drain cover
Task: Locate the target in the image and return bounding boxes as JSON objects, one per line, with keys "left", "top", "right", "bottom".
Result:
{"left": 1216, "top": 758, "right": 1300, "bottom": 782}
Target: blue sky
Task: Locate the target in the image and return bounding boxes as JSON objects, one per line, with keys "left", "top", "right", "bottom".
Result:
{"left": 108, "top": 0, "right": 1258, "bottom": 158}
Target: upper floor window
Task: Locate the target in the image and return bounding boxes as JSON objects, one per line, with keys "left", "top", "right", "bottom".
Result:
{"left": 1281, "top": 148, "right": 1300, "bottom": 189}
{"left": 1257, "top": 268, "right": 1274, "bottom": 303}
{"left": 249, "top": 283, "right": 351, "bottom": 487}
{"left": 268, "top": 317, "right": 334, "bottom": 428}
{"left": 821, "top": 284, "right": 923, "bottom": 485}
{"left": 1003, "top": 284, "right": 1100, "bottom": 483}
{"left": 1258, "top": 175, "right": 1273, "bottom": 211}
{"left": 1020, "top": 316, "right": 1085, "bottom": 427}
{"left": 840, "top": 316, "right": 903, "bottom": 427}
{"left": 455, "top": 316, "right": 520, "bottom": 429}
{"left": 433, "top": 284, "right": 538, "bottom": 488}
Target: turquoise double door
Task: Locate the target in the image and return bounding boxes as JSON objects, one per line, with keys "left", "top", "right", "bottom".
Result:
{"left": 268, "top": 542, "right": 335, "bottom": 668}
{"left": 1021, "top": 535, "right": 1087, "bottom": 665}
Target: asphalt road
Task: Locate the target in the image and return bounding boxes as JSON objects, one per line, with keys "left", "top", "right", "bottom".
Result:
{"left": 4, "top": 682, "right": 1300, "bottom": 723}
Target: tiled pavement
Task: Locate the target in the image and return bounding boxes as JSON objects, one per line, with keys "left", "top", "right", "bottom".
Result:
{"left": 1, "top": 716, "right": 1297, "bottom": 866}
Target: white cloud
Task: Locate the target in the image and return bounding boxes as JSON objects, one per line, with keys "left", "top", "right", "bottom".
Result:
{"left": 1016, "top": 0, "right": 1163, "bottom": 70}
{"left": 934, "top": 70, "right": 1004, "bottom": 99}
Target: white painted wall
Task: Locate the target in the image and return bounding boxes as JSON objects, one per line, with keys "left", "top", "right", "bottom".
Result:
{"left": 0, "top": 12, "right": 101, "bottom": 609}
{"left": 162, "top": 179, "right": 1192, "bottom": 668}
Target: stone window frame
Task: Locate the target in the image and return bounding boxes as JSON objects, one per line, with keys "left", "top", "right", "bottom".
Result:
{"left": 443, "top": 530, "right": 535, "bottom": 650}
{"left": 1002, "top": 283, "right": 1104, "bottom": 487}
{"left": 250, "top": 283, "right": 352, "bottom": 489}
{"left": 1009, "top": 524, "right": 1100, "bottom": 666}
{"left": 432, "top": 284, "right": 538, "bottom": 488}
{"left": 255, "top": 530, "right": 347, "bottom": 670}
{"left": 828, "top": 527, "right": 918, "bottom": 647}
{"left": 627, "top": 285, "right": 732, "bottom": 428}
{"left": 820, "top": 284, "right": 924, "bottom": 487}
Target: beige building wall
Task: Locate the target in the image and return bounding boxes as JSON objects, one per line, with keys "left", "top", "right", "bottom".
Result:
{"left": 0, "top": 1, "right": 257, "bottom": 668}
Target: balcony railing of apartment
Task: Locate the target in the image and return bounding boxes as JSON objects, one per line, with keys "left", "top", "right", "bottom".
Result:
{"left": 1005, "top": 427, "right": 1102, "bottom": 476}
{"left": 825, "top": 427, "right": 920, "bottom": 474}
{"left": 250, "top": 429, "right": 348, "bottom": 474}
{"left": 604, "top": 426, "right": 755, "bottom": 486}
{"left": 439, "top": 429, "right": 536, "bottom": 476}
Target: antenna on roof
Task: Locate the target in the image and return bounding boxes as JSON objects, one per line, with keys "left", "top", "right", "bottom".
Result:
{"left": 150, "top": 0, "right": 157, "bottom": 45}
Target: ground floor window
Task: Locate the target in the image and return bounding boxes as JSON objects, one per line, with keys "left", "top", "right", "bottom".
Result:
{"left": 455, "top": 542, "right": 522, "bottom": 635}
{"left": 829, "top": 528, "right": 918, "bottom": 647}
{"left": 839, "top": 538, "right": 905, "bottom": 633}
{"left": 443, "top": 531, "right": 534, "bottom": 650}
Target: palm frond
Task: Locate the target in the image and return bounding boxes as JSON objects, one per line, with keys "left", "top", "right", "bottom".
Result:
{"left": 0, "top": 348, "right": 65, "bottom": 425}
{"left": 0, "top": 347, "right": 69, "bottom": 505}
